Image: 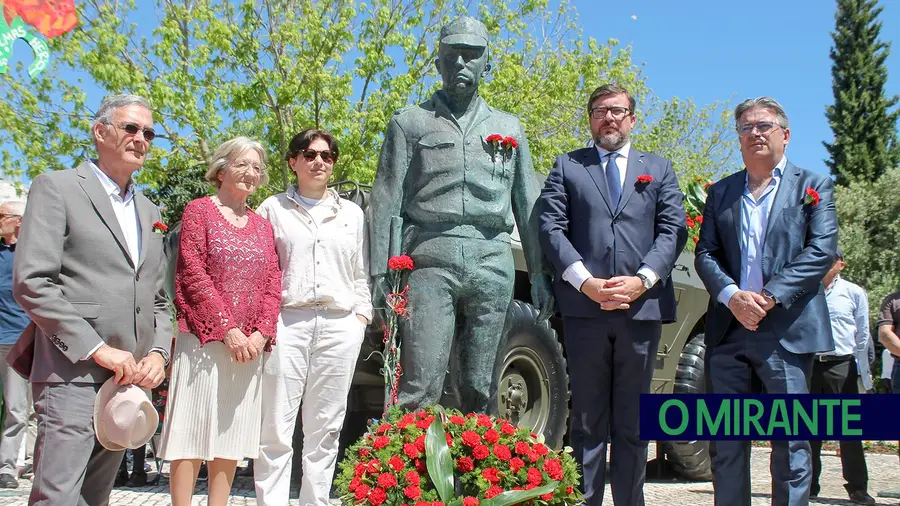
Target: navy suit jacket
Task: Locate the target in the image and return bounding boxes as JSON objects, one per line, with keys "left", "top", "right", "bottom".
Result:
{"left": 537, "top": 146, "right": 688, "bottom": 322}
{"left": 694, "top": 160, "right": 838, "bottom": 355}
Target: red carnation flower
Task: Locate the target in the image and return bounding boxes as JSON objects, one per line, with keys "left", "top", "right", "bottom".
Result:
{"left": 373, "top": 436, "right": 390, "bottom": 449}
{"left": 515, "top": 442, "right": 530, "bottom": 455}
{"left": 449, "top": 415, "right": 466, "bottom": 425}
{"left": 483, "top": 429, "right": 500, "bottom": 443}
{"left": 534, "top": 443, "right": 549, "bottom": 456}
{"left": 804, "top": 187, "right": 820, "bottom": 206}
{"left": 415, "top": 435, "right": 425, "bottom": 453}
{"left": 359, "top": 448, "right": 370, "bottom": 458}
{"left": 485, "top": 134, "right": 503, "bottom": 143}
{"left": 686, "top": 217, "right": 695, "bottom": 228}
{"left": 461, "top": 430, "right": 481, "bottom": 447}
{"left": 695, "top": 215, "right": 704, "bottom": 224}
{"left": 527, "top": 451, "right": 540, "bottom": 463}
{"left": 510, "top": 457, "right": 525, "bottom": 473}
{"left": 501, "top": 423, "right": 516, "bottom": 435}
{"left": 502, "top": 136, "right": 519, "bottom": 149}
{"left": 482, "top": 467, "right": 501, "bottom": 484}
{"left": 476, "top": 414, "right": 493, "bottom": 428}
{"left": 493, "top": 444, "right": 512, "bottom": 461}
{"left": 527, "top": 467, "right": 543, "bottom": 486}
{"left": 349, "top": 477, "right": 361, "bottom": 491}
{"left": 377, "top": 473, "right": 398, "bottom": 489}
{"left": 376, "top": 423, "right": 392, "bottom": 434}
{"left": 486, "top": 485, "right": 503, "bottom": 498}
{"left": 636, "top": 174, "right": 653, "bottom": 184}
{"left": 473, "top": 444, "right": 490, "bottom": 460}
{"left": 369, "top": 487, "right": 387, "bottom": 505}
{"left": 414, "top": 459, "right": 427, "bottom": 474}
{"left": 543, "top": 458, "right": 564, "bottom": 481}
{"left": 462, "top": 498, "right": 480, "bottom": 506}
{"left": 415, "top": 418, "right": 432, "bottom": 429}
{"left": 388, "top": 255, "right": 415, "bottom": 271}
{"left": 445, "top": 433, "right": 454, "bottom": 447}
{"left": 567, "top": 486, "right": 574, "bottom": 494}
{"left": 366, "top": 459, "right": 381, "bottom": 474}
{"left": 404, "top": 485, "right": 422, "bottom": 500}
{"left": 355, "top": 484, "right": 371, "bottom": 501}
{"left": 457, "top": 456, "right": 475, "bottom": 472}
{"left": 354, "top": 462, "right": 366, "bottom": 477}
{"left": 403, "top": 443, "right": 420, "bottom": 459}
{"left": 405, "top": 470, "right": 420, "bottom": 486}
{"left": 541, "top": 492, "right": 555, "bottom": 501}
{"left": 389, "top": 456, "right": 404, "bottom": 472}
{"left": 693, "top": 236, "right": 699, "bottom": 244}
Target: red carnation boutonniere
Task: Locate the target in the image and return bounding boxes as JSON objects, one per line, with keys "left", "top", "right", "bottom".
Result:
{"left": 636, "top": 174, "right": 653, "bottom": 185}
{"left": 152, "top": 221, "right": 168, "bottom": 233}
{"left": 803, "top": 187, "right": 820, "bottom": 206}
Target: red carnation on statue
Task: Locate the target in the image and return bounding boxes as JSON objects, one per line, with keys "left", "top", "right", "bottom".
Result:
{"left": 501, "top": 136, "right": 518, "bottom": 150}
{"left": 388, "top": 255, "right": 414, "bottom": 271}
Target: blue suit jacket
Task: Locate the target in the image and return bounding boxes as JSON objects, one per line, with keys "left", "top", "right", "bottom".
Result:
{"left": 694, "top": 160, "right": 838, "bottom": 354}
{"left": 537, "top": 146, "right": 688, "bottom": 322}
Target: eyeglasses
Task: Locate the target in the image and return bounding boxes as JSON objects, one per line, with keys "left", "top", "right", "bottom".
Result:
{"left": 589, "top": 106, "right": 631, "bottom": 120}
{"left": 231, "top": 160, "right": 264, "bottom": 173}
{"left": 116, "top": 122, "right": 156, "bottom": 142}
{"left": 300, "top": 149, "right": 335, "bottom": 163}
{"left": 737, "top": 121, "right": 781, "bottom": 137}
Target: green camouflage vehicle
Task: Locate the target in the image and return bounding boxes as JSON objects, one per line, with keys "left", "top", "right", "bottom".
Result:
{"left": 162, "top": 177, "right": 714, "bottom": 482}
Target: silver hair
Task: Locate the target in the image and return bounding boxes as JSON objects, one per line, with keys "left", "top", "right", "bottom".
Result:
{"left": 734, "top": 97, "right": 790, "bottom": 131}
{"left": 0, "top": 200, "right": 26, "bottom": 216}
{"left": 204, "top": 136, "right": 269, "bottom": 189}
{"left": 93, "top": 94, "right": 152, "bottom": 127}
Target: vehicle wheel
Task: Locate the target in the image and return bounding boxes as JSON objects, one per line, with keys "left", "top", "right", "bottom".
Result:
{"left": 494, "top": 300, "right": 569, "bottom": 449}
{"left": 661, "top": 333, "right": 713, "bottom": 481}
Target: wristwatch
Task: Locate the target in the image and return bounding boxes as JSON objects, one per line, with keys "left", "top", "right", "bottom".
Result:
{"left": 636, "top": 273, "right": 653, "bottom": 290}
{"left": 762, "top": 289, "right": 777, "bottom": 305}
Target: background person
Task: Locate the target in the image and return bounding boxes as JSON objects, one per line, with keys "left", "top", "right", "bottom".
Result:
{"left": 878, "top": 289, "right": 900, "bottom": 393}
{"left": 694, "top": 96, "right": 839, "bottom": 506}
{"left": 809, "top": 247, "right": 874, "bottom": 504}
{"left": 8, "top": 94, "right": 173, "bottom": 505}
{"left": 0, "top": 199, "right": 33, "bottom": 489}
{"left": 254, "top": 129, "right": 372, "bottom": 506}
{"left": 158, "top": 137, "right": 282, "bottom": 506}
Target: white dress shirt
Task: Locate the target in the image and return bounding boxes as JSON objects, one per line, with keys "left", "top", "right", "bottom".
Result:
{"left": 561, "top": 142, "right": 660, "bottom": 291}
{"left": 84, "top": 163, "right": 141, "bottom": 360}
{"left": 823, "top": 275, "right": 872, "bottom": 390}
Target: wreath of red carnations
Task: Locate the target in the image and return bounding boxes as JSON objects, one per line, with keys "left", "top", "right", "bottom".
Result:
{"left": 335, "top": 405, "right": 584, "bottom": 506}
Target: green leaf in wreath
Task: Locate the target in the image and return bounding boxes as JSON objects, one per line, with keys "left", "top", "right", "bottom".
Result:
{"left": 425, "top": 407, "right": 454, "bottom": 503}
{"left": 486, "top": 480, "right": 560, "bottom": 506}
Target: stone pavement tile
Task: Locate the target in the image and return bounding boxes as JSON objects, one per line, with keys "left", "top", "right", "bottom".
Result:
{"left": 0, "top": 447, "right": 895, "bottom": 505}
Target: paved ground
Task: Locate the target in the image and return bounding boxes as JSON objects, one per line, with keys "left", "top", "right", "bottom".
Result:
{"left": 0, "top": 446, "right": 897, "bottom": 505}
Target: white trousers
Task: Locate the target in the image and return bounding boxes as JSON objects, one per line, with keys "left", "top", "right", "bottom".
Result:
{"left": 254, "top": 308, "right": 365, "bottom": 506}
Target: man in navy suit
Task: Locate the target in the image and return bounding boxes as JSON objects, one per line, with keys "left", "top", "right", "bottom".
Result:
{"left": 694, "top": 96, "right": 838, "bottom": 506}
{"left": 538, "top": 83, "right": 688, "bottom": 506}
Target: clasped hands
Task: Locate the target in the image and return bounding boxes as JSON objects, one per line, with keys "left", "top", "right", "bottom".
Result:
{"left": 728, "top": 290, "right": 776, "bottom": 331}
{"left": 93, "top": 344, "right": 167, "bottom": 388}
{"left": 582, "top": 276, "right": 646, "bottom": 311}
{"left": 224, "top": 327, "right": 269, "bottom": 364}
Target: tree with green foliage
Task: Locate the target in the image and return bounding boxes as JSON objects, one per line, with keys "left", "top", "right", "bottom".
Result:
{"left": 0, "top": 0, "right": 737, "bottom": 221}
{"left": 823, "top": 0, "right": 900, "bottom": 186}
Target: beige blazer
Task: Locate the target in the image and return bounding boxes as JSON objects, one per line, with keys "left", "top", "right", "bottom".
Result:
{"left": 6, "top": 161, "right": 174, "bottom": 383}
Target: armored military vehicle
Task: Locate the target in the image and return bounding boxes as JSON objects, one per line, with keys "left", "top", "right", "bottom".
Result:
{"left": 162, "top": 178, "right": 714, "bottom": 482}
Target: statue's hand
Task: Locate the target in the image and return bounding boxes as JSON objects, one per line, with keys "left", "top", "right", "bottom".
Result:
{"left": 530, "top": 274, "right": 555, "bottom": 323}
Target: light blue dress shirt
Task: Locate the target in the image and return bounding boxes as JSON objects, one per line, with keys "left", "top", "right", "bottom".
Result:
{"left": 823, "top": 275, "right": 872, "bottom": 389}
{"left": 717, "top": 157, "right": 787, "bottom": 306}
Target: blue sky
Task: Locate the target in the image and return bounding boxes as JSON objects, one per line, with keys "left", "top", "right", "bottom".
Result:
{"left": 572, "top": 0, "right": 900, "bottom": 176}
{"left": 2, "top": 0, "right": 898, "bottom": 183}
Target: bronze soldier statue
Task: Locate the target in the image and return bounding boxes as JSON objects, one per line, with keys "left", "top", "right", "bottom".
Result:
{"left": 368, "top": 16, "right": 554, "bottom": 414}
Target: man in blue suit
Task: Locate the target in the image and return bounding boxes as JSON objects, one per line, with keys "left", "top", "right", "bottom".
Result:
{"left": 538, "top": 83, "right": 688, "bottom": 506}
{"left": 694, "top": 96, "right": 838, "bottom": 506}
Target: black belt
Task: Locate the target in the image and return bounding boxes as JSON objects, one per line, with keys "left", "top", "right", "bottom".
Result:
{"left": 816, "top": 354, "right": 853, "bottom": 363}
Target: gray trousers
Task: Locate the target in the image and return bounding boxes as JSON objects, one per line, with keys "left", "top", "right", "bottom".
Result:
{"left": 0, "top": 343, "right": 36, "bottom": 478}
{"left": 29, "top": 382, "right": 124, "bottom": 506}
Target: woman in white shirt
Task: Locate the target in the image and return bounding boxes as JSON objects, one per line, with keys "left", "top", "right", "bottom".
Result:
{"left": 253, "top": 129, "right": 372, "bottom": 506}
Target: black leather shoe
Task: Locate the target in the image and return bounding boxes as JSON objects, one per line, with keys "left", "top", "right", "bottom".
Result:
{"left": 809, "top": 485, "right": 820, "bottom": 498}
{"left": 0, "top": 475, "right": 18, "bottom": 488}
{"left": 849, "top": 490, "right": 876, "bottom": 505}
{"left": 114, "top": 469, "right": 129, "bottom": 487}
{"left": 126, "top": 472, "right": 147, "bottom": 487}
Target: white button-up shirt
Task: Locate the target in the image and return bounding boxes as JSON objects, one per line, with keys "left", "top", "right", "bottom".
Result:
{"left": 91, "top": 162, "right": 141, "bottom": 266}
{"left": 824, "top": 275, "right": 872, "bottom": 390}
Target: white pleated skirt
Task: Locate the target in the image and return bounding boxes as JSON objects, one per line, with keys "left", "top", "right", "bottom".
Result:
{"left": 157, "top": 331, "right": 265, "bottom": 462}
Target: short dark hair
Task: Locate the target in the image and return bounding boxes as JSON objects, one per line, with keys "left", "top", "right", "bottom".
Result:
{"left": 587, "top": 84, "right": 636, "bottom": 114}
{"left": 286, "top": 129, "right": 339, "bottom": 162}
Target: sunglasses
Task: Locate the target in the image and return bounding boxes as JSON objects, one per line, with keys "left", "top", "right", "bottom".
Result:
{"left": 117, "top": 122, "right": 156, "bottom": 142}
{"left": 299, "top": 149, "right": 335, "bottom": 163}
